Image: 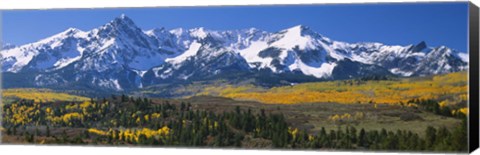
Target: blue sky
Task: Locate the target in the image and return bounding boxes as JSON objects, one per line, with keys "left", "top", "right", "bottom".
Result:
{"left": 1, "top": 2, "right": 469, "bottom": 52}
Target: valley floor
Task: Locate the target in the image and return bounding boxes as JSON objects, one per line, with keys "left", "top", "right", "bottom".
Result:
{"left": 0, "top": 72, "right": 469, "bottom": 152}
{"left": 1, "top": 95, "right": 467, "bottom": 152}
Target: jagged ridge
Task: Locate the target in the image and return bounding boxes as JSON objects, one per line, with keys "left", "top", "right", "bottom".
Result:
{"left": 0, "top": 14, "right": 468, "bottom": 92}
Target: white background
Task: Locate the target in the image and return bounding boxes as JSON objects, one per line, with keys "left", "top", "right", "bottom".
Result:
{"left": 0, "top": 0, "right": 479, "bottom": 154}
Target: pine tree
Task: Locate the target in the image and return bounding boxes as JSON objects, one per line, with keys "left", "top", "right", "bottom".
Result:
{"left": 451, "top": 118, "right": 468, "bottom": 151}
{"left": 358, "top": 128, "right": 366, "bottom": 148}
{"left": 425, "top": 126, "right": 437, "bottom": 149}
{"left": 121, "top": 94, "right": 128, "bottom": 102}
{"left": 350, "top": 126, "right": 357, "bottom": 144}
{"left": 83, "top": 129, "right": 90, "bottom": 138}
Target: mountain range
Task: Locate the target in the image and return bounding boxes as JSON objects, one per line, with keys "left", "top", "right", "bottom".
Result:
{"left": 0, "top": 14, "right": 468, "bottom": 94}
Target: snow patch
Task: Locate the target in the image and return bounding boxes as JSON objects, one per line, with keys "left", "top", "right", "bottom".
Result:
{"left": 1, "top": 48, "right": 38, "bottom": 72}
{"left": 389, "top": 68, "right": 413, "bottom": 76}
{"left": 288, "top": 60, "right": 336, "bottom": 78}
{"left": 457, "top": 52, "right": 469, "bottom": 63}
{"left": 133, "top": 70, "right": 148, "bottom": 77}
{"left": 159, "top": 67, "right": 173, "bottom": 79}
{"left": 98, "top": 79, "right": 123, "bottom": 91}
{"left": 271, "top": 25, "right": 312, "bottom": 50}
{"left": 318, "top": 39, "right": 345, "bottom": 61}
{"left": 237, "top": 41, "right": 271, "bottom": 68}
{"left": 166, "top": 41, "right": 202, "bottom": 66}
{"left": 189, "top": 27, "right": 208, "bottom": 39}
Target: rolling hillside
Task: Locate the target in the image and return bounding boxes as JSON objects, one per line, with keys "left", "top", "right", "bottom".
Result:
{"left": 2, "top": 88, "right": 90, "bottom": 103}
{"left": 197, "top": 71, "right": 468, "bottom": 105}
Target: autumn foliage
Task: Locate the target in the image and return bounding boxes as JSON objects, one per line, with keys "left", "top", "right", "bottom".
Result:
{"left": 213, "top": 72, "right": 467, "bottom": 105}
{"left": 3, "top": 88, "right": 89, "bottom": 103}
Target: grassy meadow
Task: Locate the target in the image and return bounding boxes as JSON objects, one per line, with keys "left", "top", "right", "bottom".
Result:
{"left": 197, "top": 72, "right": 468, "bottom": 106}
{"left": 2, "top": 88, "right": 90, "bottom": 103}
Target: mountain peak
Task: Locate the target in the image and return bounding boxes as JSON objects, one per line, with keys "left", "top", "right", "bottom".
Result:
{"left": 248, "top": 27, "right": 258, "bottom": 31}
{"left": 149, "top": 27, "right": 167, "bottom": 33}
{"left": 61, "top": 27, "right": 84, "bottom": 36}
{"left": 1, "top": 43, "right": 16, "bottom": 50}
{"left": 296, "top": 24, "right": 309, "bottom": 29}
{"left": 146, "top": 27, "right": 173, "bottom": 39}
{"left": 412, "top": 41, "right": 427, "bottom": 52}
{"left": 284, "top": 25, "right": 309, "bottom": 32}
{"left": 65, "top": 27, "right": 80, "bottom": 32}
{"left": 119, "top": 13, "right": 128, "bottom": 19}
{"left": 170, "top": 28, "right": 185, "bottom": 36}
{"left": 97, "top": 14, "right": 142, "bottom": 37}
{"left": 190, "top": 27, "right": 206, "bottom": 32}
{"left": 282, "top": 25, "right": 321, "bottom": 38}
{"left": 116, "top": 14, "right": 130, "bottom": 21}
{"left": 34, "top": 27, "right": 86, "bottom": 45}
{"left": 189, "top": 27, "right": 209, "bottom": 39}
{"left": 110, "top": 14, "right": 136, "bottom": 27}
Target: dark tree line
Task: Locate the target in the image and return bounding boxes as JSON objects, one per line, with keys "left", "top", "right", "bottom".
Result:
{"left": 405, "top": 99, "right": 466, "bottom": 118}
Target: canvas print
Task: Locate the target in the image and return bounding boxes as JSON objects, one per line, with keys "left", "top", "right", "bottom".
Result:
{"left": 0, "top": 2, "right": 474, "bottom": 153}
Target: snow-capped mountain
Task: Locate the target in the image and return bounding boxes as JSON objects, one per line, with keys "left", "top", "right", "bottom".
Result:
{"left": 0, "top": 15, "right": 468, "bottom": 92}
{"left": 1, "top": 43, "right": 17, "bottom": 51}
